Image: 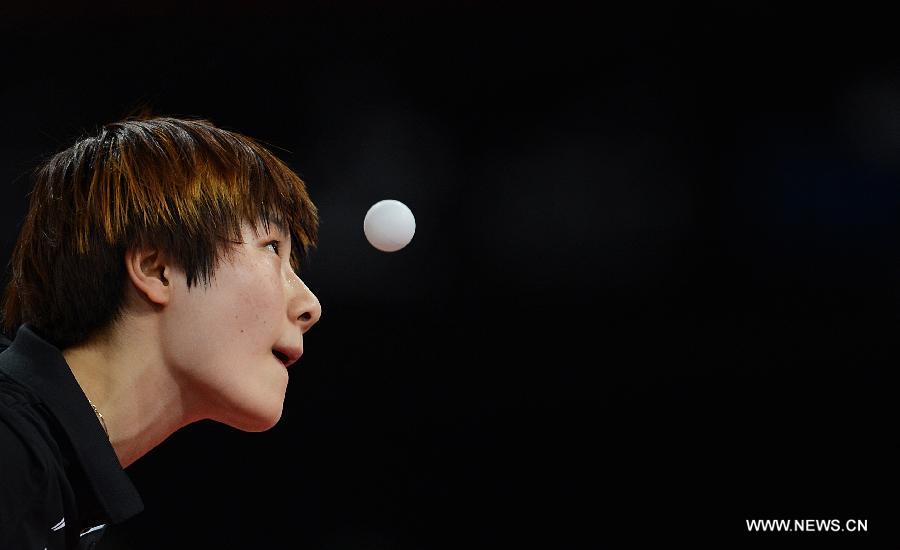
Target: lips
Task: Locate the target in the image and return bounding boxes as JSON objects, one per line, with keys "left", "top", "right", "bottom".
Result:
{"left": 272, "top": 346, "right": 302, "bottom": 368}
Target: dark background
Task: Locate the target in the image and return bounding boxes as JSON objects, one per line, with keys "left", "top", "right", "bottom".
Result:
{"left": 1, "top": 3, "right": 896, "bottom": 547}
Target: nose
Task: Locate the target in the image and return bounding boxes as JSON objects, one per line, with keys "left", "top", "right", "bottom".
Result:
{"left": 292, "top": 278, "right": 322, "bottom": 333}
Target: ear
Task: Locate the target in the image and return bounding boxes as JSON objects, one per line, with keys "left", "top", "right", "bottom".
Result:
{"left": 124, "top": 247, "right": 172, "bottom": 306}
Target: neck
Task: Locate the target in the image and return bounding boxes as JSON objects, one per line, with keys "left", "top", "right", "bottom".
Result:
{"left": 87, "top": 398, "right": 109, "bottom": 437}
{"left": 62, "top": 323, "right": 199, "bottom": 468}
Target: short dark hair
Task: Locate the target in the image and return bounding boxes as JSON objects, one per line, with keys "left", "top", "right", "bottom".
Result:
{"left": 1, "top": 116, "right": 318, "bottom": 349}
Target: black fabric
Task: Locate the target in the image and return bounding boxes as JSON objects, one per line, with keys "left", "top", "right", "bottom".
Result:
{"left": 0, "top": 324, "right": 143, "bottom": 549}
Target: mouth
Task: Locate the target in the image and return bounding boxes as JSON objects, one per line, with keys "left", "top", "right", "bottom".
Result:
{"left": 272, "top": 350, "right": 289, "bottom": 367}
{"left": 272, "top": 347, "right": 302, "bottom": 368}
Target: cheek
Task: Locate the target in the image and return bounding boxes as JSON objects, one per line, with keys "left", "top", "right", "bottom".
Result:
{"left": 165, "top": 263, "right": 285, "bottom": 362}
{"left": 212, "top": 269, "right": 285, "bottom": 347}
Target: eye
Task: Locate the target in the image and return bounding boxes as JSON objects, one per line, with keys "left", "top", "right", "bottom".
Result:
{"left": 266, "top": 240, "right": 281, "bottom": 255}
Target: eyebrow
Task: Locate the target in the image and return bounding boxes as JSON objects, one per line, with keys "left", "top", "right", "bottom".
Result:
{"left": 263, "top": 218, "right": 289, "bottom": 238}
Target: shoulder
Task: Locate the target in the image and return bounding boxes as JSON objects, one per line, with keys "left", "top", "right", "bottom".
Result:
{"left": 0, "top": 374, "right": 55, "bottom": 478}
{"left": 0, "top": 412, "right": 55, "bottom": 542}
{"left": 0, "top": 372, "right": 78, "bottom": 547}
{"left": 0, "top": 400, "right": 53, "bottom": 495}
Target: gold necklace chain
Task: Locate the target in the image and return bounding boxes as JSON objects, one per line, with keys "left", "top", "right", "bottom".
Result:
{"left": 87, "top": 399, "right": 109, "bottom": 438}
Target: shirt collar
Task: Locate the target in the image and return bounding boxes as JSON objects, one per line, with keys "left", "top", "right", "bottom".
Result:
{"left": 0, "top": 323, "right": 144, "bottom": 524}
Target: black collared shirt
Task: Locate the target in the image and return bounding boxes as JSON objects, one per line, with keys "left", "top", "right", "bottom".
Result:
{"left": 0, "top": 324, "right": 144, "bottom": 549}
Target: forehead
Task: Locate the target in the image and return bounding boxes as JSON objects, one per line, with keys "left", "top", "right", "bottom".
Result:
{"left": 266, "top": 219, "right": 289, "bottom": 237}
{"left": 249, "top": 217, "right": 289, "bottom": 238}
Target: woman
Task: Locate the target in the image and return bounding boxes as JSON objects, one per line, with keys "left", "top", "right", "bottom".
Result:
{"left": 0, "top": 117, "right": 322, "bottom": 548}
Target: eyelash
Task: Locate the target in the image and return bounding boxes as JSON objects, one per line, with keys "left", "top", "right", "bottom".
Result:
{"left": 266, "top": 239, "right": 301, "bottom": 275}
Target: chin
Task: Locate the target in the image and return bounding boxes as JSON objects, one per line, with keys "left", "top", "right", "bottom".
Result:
{"left": 234, "top": 407, "right": 284, "bottom": 432}
{"left": 221, "top": 396, "right": 285, "bottom": 432}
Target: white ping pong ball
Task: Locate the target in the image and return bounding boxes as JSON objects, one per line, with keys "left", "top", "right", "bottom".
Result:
{"left": 363, "top": 200, "right": 416, "bottom": 252}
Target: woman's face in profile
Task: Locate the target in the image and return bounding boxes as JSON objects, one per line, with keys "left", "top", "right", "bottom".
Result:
{"left": 157, "top": 220, "right": 321, "bottom": 431}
